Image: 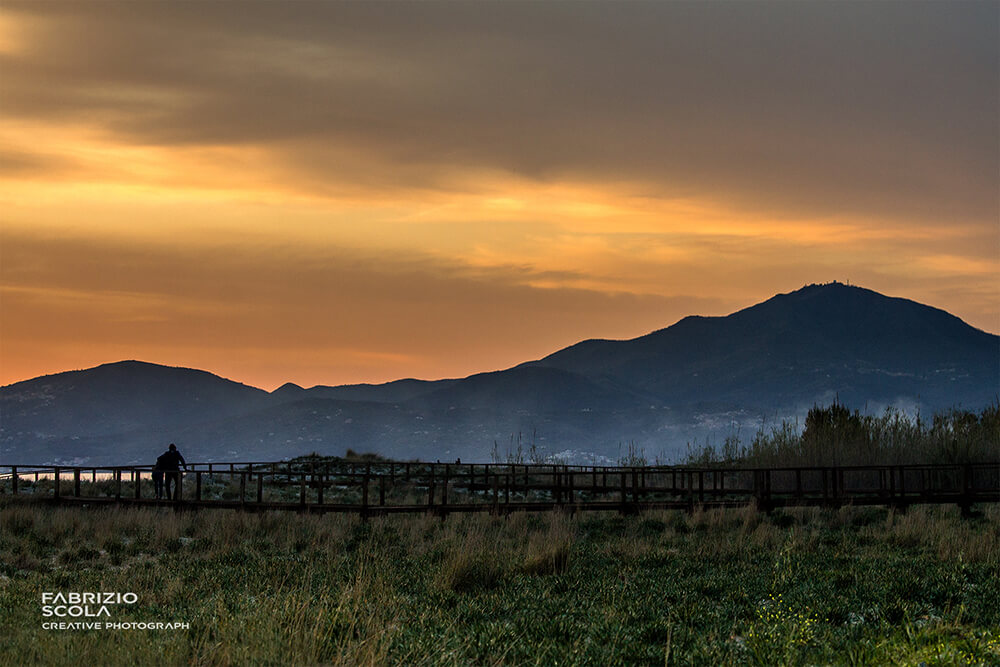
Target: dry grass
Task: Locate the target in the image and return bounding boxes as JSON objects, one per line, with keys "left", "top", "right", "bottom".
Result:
{"left": 1, "top": 498, "right": 998, "bottom": 666}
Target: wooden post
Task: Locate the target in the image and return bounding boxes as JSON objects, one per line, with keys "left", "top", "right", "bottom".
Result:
{"left": 176, "top": 472, "right": 183, "bottom": 502}
{"left": 54, "top": 467, "right": 61, "bottom": 499}
{"left": 317, "top": 473, "right": 324, "bottom": 505}
{"left": 752, "top": 470, "right": 763, "bottom": 512}
{"left": 10, "top": 466, "right": 17, "bottom": 495}
{"left": 620, "top": 471, "right": 627, "bottom": 508}
{"left": 240, "top": 472, "right": 246, "bottom": 506}
{"left": 505, "top": 474, "right": 511, "bottom": 505}
{"left": 632, "top": 469, "right": 639, "bottom": 504}
{"left": 257, "top": 472, "right": 264, "bottom": 503}
{"left": 698, "top": 470, "right": 704, "bottom": 503}
{"left": 567, "top": 467, "right": 574, "bottom": 504}
{"left": 492, "top": 474, "right": 499, "bottom": 512}
{"left": 428, "top": 467, "right": 435, "bottom": 508}
{"left": 299, "top": 473, "right": 306, "bottom": 506}
{"left": 379, "top": 475, "right": 386, "bottom": 506}
{"left": 73, "top": 469, "right": 81, "bottom": 497}
{"left": 960, "top": 464, "right": 973, "bottom": 518}
{"left": 442, "top": 465, "right": 449, "bottom": 507}
{"left": 115, "top": 469, "right": 121, "bottom": 500}
{"left": 195, "top": 471, "right": 202, "bottom": 501}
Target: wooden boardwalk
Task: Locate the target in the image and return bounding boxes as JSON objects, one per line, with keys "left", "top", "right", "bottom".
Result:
{"left": 2, "top": 460, "right": 998, "bottom": 516}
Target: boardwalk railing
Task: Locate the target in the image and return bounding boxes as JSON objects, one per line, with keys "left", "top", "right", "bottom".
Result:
{"left": 1, "top": 461, "right": 998, "bottom": 516}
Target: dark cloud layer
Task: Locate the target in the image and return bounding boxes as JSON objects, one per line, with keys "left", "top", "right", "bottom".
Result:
{"left": 4, "top": 1, "right": 997, "bottom": 224}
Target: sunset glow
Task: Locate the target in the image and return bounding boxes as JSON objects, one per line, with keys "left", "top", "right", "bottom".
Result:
{"left": 1, "top": 1, "right": 997, "bottom": 390}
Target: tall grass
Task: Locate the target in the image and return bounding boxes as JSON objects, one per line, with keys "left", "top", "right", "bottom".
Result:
{"left": 1, "top": 497, "right": 998, "bottom": 666}
{"left": 688, "top": 402, "right": 1000, "bottom": 467}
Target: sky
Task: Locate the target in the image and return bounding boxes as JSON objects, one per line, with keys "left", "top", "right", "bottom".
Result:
{"left": 1, "top": 1, "right": 997, "bottom": 391}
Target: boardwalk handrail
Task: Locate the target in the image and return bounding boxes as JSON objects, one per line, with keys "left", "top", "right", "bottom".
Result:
{"left": 2, "top": 461, "right": 998, "bottom": 516}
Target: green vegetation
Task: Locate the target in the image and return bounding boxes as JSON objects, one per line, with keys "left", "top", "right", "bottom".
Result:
{"left": 1, "top": 498, "right": 998, "bottom": 666}
{"left": 688, "top": 403, "right": 1000, "bottom": 467}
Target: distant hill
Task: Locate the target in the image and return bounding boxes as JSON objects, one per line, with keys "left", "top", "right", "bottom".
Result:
{"left": 2, "top": 283, "right": 997, "bottom": 465}
{"left": 527, "top": 282, "right": 998, "bottom": 409}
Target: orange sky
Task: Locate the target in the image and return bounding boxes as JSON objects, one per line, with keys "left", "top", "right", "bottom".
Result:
{"left": 1, "top": 2, "right": 997, "bottom": 390}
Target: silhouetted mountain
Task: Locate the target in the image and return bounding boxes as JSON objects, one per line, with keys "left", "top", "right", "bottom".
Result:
{"left": 2, "top": 284, "right": 996, "bottom": 465}
{"left": 528, "top": 282, "right": 998, "bottom": 409}
{"left": 1, "top": 360, "right": 269, "bottom": 437}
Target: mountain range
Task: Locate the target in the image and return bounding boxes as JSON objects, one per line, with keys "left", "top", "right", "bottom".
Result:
{"left": 2, "top": 282, "right": 997, "bottom": 465}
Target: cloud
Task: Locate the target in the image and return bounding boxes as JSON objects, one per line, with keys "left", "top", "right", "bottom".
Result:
{"left": 1, "top": 1, "right": 996, "bottom": 387}
{"left": 2, "top": 1, "right": 996, "bottom": 224}
{"left": 0, "top": 230, "right": 734, "bottom": 388}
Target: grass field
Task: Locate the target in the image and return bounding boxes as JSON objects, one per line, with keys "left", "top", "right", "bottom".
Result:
{"left": 1, "top": 499, "right": 998, "bottom": 666}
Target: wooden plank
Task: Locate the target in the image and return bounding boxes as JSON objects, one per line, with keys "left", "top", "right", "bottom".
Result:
{"left": 442, "top": 465, "right": 449, "bottom": 506}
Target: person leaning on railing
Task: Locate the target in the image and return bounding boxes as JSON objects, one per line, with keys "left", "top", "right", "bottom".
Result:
{"left": 155, "top": 443, "right": 188, "bottom": 500}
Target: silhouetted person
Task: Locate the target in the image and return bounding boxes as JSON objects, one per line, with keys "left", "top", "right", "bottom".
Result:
{"left": 156, "top": 443, "right": 188, "bottom": 500}
{"left": 152, "top": 459, "right": 165, "bottom": 500}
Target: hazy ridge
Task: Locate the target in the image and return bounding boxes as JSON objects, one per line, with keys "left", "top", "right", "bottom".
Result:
{"left": 2, "top": 283, "right": 997, "bottom": 465}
